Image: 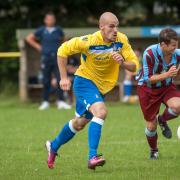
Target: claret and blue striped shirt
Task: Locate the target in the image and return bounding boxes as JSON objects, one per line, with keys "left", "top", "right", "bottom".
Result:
{"left": 136, "top": 43, "right": 180, "bottom": 88}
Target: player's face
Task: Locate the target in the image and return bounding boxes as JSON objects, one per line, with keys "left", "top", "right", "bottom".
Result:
{"left": 44, "top": 15, "right": 56, "bottom": 27}
{"left": 100, "top": 20, "right": 119, "bottom": 43}
{"left": 163, "top": 39, "right": 178, "bottom": 55}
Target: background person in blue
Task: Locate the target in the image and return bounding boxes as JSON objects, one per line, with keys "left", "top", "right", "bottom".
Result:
{"left": 26, "top": 12, "right": 71, "bottom": 110}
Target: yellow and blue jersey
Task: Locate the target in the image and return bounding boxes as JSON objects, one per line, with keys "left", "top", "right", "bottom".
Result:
{"left": 57, "top": 31, "right": 139, "bottom": 94}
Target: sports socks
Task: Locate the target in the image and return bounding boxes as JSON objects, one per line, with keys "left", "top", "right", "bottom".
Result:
{"left": 124, "top": 80, "right": 132, "bottom": 97}
{"left": 145, "top": 128, "right": 158, "bottom": 151}
{"left": 51, "top": 120, "right": 77, "bottom": 152}
{"left": 88, "top": 117, "right": 104, "bottom": 160}
{"left": 160, "top": 107, "right": 178, "bottom": 122}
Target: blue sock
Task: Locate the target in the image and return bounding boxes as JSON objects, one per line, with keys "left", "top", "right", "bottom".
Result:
{"left": 88, "top": 117, "right": 104, "bottom": 160}
{"left": 124, "top": 80, "right": 132, "bottom": 96}
{"left": 51, "top": 120, "right": 76, "bottom": 152}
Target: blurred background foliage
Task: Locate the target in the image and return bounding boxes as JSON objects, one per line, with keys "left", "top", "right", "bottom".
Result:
{"left": 0, "top": 0, "right": 180, "bottom": 85}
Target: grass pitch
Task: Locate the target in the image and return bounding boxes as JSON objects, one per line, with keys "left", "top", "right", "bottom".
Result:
{"left": 0, "top": 97, "right": 180, "bottom": 180}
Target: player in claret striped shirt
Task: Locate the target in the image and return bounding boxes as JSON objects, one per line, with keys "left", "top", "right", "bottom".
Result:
{"left": 136, "top": 28, "right": 180, "bottom": 160}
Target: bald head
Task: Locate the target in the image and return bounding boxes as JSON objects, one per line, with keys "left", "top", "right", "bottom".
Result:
{"left": 99, "top": 12, "right": 119, "bottom": 26}
{"left": 99, "top": 12, "right": 119, "bottom": 43}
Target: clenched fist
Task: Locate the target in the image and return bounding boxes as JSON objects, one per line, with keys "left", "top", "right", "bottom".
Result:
{"left": 59, "top": 78, "right": 71, "bottom": 91}
{"left": 111, "top": 52, "right": 124, "bottom": 65}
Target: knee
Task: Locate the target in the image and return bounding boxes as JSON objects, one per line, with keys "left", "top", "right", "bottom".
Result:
{"left": 95, "top": 107, "right": 108, "bottom": 119}
{"left": 146, "top": 121, "right": 157, "bottom": 131}
{"left": 90, "top": 102, "right": 108, "bottom": 119}
{"left": 73, "top": 118, "right": 88, "bottom": 131}
{"left": 125, "top": 75, "right": 132, "bottom": 81}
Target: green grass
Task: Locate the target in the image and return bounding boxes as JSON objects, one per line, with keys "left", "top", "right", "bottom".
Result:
{"left": 0, "top": 97, "right": 180, "bottom": 180}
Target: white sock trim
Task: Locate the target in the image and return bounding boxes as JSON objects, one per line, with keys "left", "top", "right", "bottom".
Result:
{"left": 145, "top": 128, "right": 157, "bottom": 137}
{"left": 91, "top": 117, "right": 104, "bottom": 126}
{"left": 75, "top": 111, "right": 80, "bottom": 117}
{"left": 86, "top": 104, "right": 91, "bottom": 110}
{"left": 168, "top": 108, "right": 178, "bottom": 116}
{"left": 124, "top": 80, "right": 132, "bottom": 85}
{"left": 69, "top": 120, "right": 77, "bottom": 133}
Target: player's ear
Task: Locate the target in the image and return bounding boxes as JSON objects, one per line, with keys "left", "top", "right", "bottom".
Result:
{"left": 99, "top": 24, "right": 103, "bottom": 30}
{"left": 160, "top": 42, "right": 166, "bottom": 48}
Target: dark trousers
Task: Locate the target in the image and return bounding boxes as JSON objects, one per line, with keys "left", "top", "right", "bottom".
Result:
{"left": 41, "top": 54, "right": 64, "bottom": 101}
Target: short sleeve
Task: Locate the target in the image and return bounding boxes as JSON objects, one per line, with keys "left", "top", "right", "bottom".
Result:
{"left": 121, "top": 35, "right": 140, "bottom": 71}
{"left": 57, "top": 26, "right": 65, "bottom": 37}
{"left": 34, "top": 26, "right": 44, "bottom": 41}
{"left": 57, "top": 36, "right": 88, "bottom": 57}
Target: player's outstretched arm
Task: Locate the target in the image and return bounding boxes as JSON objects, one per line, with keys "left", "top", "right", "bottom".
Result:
{"left": 57, "top": 36, "right": 86, "bottom": 91}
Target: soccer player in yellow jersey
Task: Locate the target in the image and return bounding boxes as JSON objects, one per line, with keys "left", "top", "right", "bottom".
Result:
{"left": 45, "top": 12, "right": 139, "bottom": 170}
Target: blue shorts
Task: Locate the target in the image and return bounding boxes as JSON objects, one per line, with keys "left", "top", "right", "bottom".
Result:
{"left": 73, "top": 76, "right": 104, "bottom": 120}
